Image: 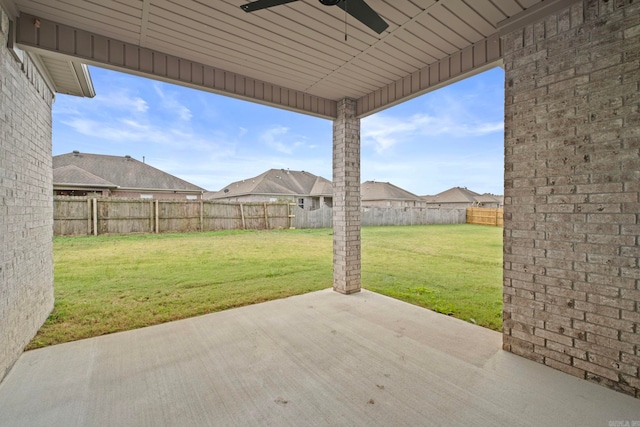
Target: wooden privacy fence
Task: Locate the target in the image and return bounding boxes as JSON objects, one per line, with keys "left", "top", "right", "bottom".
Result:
{"left": 466, "top": 207, "right": 504, "bottom": 226}
{"left": 54, "top": 197, "right": 291, "bottom": 236}
{"left": 289, "top": 205, "right": 465, "bottom": 229}
{"left": 54, "top": 197, "right": 469, "bottom": 236}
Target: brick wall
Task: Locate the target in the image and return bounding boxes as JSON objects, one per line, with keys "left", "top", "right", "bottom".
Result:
{"left": 0, "top": 7, "right": 55, "bottom": 381}
{"left": 333, "top": 98, "right": 361, "bottom": 294}
{"left": 502, "top": 0, "right": 640, "bottom": 396}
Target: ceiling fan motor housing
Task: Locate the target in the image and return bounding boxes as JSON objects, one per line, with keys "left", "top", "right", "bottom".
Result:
{"left": 241, "top": 0, "right": 388, "bottom": 34}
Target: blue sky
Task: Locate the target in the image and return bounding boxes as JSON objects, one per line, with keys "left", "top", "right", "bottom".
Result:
{"left": 52, "top": 66, "right": 505, "bottom": 196}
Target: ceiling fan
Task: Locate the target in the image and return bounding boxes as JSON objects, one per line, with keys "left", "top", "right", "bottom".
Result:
{"left": 240, "top": 0, "right": 389, "bottom": 35}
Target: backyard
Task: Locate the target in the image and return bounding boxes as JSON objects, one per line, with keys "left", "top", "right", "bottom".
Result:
{"left": 28, "top": 224, "right": 503, "bottom": 349}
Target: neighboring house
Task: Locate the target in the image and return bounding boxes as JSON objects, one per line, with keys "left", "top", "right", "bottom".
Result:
{"left": 53, "top": 151, "right": 205, "bottom": 199}
{"left": 53, "top": 165, "right": 118, "bottom": 197}
{"left": 474, "top": 193, "right": 503, "bottom": 208}
{"left": 361, "top": 181, "right": 425, "bottom": 208}
{"left": 205, "top": 169, "right": 332, "bottom": 209}
{"left": 423, "top": 187, "right": 503, "bottom": 208}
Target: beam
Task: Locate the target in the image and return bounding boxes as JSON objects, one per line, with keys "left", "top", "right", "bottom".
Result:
{"left": 357, "top": 34, "right": 502, "bottom": 118}
{"left": 497, "top": 0, "right": 581, "bottom": 36}
{"left": 15, "top": 14, "right": 337, "bottom": 120}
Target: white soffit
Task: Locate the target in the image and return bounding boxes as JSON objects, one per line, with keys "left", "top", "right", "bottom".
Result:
{"left": 7, "top": 0, "right": 547, "bottom": 118}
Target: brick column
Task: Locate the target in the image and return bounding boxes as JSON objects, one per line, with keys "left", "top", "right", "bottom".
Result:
{"left": 333, "top": 98, "right": 361, "bottom": 294}
{"left": 0, "top": 6, "right": 55, "bottom": 382}
{"left": 501, "top": 0, "right": 640, "bottom": 397}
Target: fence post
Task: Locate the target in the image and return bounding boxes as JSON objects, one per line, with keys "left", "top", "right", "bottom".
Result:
{"left": 288, "top": 203, "right": 296, "bottom": 229}
{"left": 92, "top": 198, "right": 98, "bottom": 235}
{"left": 200, "top": 200, "right": 204, "bottom": 232}
{"left": 240, "top": 203, "right": 245, "bottom": 229}
{"left": 149, "top": 200, "right": 153, "bottom": 233}
{"left": 264, "top": 203, "right": 269, "bottom": 229}
{"left": 87, "top": 198, "right": 92, "bottom": 235}
{"left": 155, "top": 200, "right": 159, "bottom": 233}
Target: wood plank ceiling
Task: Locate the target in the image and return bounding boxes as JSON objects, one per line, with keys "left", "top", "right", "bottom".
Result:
{"left": 2, "top": 0, "right": 547, "bottom": 118}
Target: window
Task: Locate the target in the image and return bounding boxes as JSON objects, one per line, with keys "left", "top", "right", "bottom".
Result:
{"left": 298, "top": 198, "right": 304, "bottom": 209}
{"left": 186, "top": 195, "right": 197, "bottom": 200}
{"left": 140, "top": 194, "right": 153, "bottom": 199}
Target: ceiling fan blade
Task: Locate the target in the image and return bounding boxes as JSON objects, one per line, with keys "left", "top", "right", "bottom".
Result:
{"left": 241, "top": 0, "right": 300, "bottom": 13}
{"left": 336, "top": 0, "right": 389, "bottom": 34}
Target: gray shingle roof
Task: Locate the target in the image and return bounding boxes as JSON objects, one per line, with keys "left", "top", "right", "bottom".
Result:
{"left": 53, "top": 165, "right": 117, "bottom": 188}
{"left": 475, "top": 193, "right": 501, "bottom": 203}
{"left": 53, "top": 152, "right": 204, "bottom": 192}
{"left": 422, "top": 187, "right": 503, "bottom": 204}
{"left": 206, "top": 169, "right": 330, "bottom": 199}
{"left": 309, "top": 176, "right": 333, "bottom": 197}
{"left": 361, "top": 181, "right": 422, "bottom": 202}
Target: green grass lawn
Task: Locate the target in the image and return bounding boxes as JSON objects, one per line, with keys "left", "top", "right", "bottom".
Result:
{"left": 362, "top": 225, "right": 503, "bottom": 331}
{"left": 28, "top": 224, "right": 502, "bottom": 349}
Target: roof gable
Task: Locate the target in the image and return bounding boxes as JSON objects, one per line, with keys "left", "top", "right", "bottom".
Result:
{"left": 53, "top": 152, "right": 204, "bottom": 192}
{"left": 207, "top": 169, "right": 330, "bottom": 199}
{"left": 475, "top": 193, "right": 501, "bottom": 203}
{"left": 426, "top": 187, "right": 481, "bottom": 203}
{"left": 361, "top": 181, "right": 421, "bottom": 202}
{"left": 53, "top": 165, "right": 117, "bottom": 188}
{"left": 310, "top": 176, "right": 333, "bottom": 197}
{"left": 423, "top": 187, "right": 504, "bottom": 204}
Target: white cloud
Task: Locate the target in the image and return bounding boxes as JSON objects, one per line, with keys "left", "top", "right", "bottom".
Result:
{"left": 59, "top": 115, "right": 232, "bottom": 154}
{"left": 361, "top": 78, "right": 504, "bottom": 154}
{"left": 362, "top": 112, "right": 503, "bottom": 154}
{"left": 54, "top": 90, "right": 149, "bottom": 118}
{"left": 153, "top": 83, "right": 192, "bottom": 121}
{"left": 260, "top": 125, "right": 293, "bottom": 154}
{"left": 94, "top": 91, "right": 149, "bottom": 113}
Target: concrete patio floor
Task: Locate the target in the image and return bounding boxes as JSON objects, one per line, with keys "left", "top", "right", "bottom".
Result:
{"left": 1, "top": 289, "right": 639, "bottom": 426}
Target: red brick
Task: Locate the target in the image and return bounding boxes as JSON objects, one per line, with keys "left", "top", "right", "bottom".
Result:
{"left": 535, "top": 327, "right": 574, "bottom": 346}
{"left": 535, "top": 345, "right": 572, "bottom": 364}
{"left": 574, "top": 300, "right": 620, "bottom": 319}
{"left": 573, "top": 359, "right": 619, "bottom": 381}
{"left": 589, "top": 334, "right": 635, "bottom": 354}
{"left": 547, "top": 340, "right": 587, "bottom": 360}
{"left": 546, "top": 358, "right": 586, "bottom": 378}
{"left": 574, "top": 339, "right": 621, "bottom": 361}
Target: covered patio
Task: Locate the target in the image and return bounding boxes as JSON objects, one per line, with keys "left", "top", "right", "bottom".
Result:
{"left": 1, "top": 289, "right": 638, "bottom": 426}
{"left": 1, "top": 0, "right": 640, "bottom": 417}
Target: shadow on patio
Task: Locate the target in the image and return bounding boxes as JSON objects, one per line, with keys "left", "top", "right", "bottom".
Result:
{"left": 0, "top": 289, "right": 638, "bottom": 426}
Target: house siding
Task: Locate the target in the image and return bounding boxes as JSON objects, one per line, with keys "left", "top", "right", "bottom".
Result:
{"left": 0, "top": 6, "right": 55, "bottom": 381}
{"left": 426, "top": 202, "right": 476, "bottom": 209}
{"left": 110, "top": 190, "right": 202, "bottom": 200}
{"left": 212, "top": 194, "right": 331, "bottom": 209}
{"left": 502, "top": 0, "right": 640, "bottom": 397}
{"left": 362, "top": 200, "right": 425, "bottom": 208}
